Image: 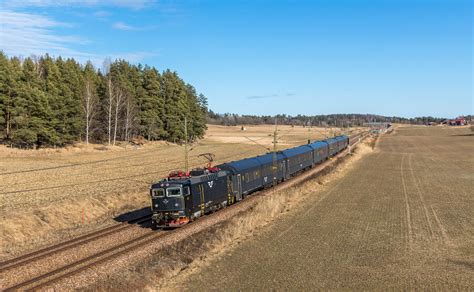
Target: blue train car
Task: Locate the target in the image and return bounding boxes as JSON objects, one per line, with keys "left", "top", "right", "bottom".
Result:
{"left": 254, "top": 152, "right": 287, "bottom": 187}
{"left": 218, "top": 157, "right": 264, "bottom": 200}
{"left": 335, "top": 135, "right": 349, "bottom": 152}
{"left": 325, "top": 137, "right": 339, "bottom": 156}
{"left": 326, "top": 135, "right": 349, "bottom": 156}
{"left": 281, "top": 145, "right": 314, "bottom": 178}
{"left": 307, "top": 141, "right": 329, "bottom": 164}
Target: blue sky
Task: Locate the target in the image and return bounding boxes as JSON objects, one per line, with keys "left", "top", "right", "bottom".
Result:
{"left": 0, "top": 0, "right": 472, "bottom": 118}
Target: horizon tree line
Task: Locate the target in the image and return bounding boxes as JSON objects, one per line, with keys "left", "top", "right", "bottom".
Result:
{"left": 207, "top": 111, "right": 470, "bottom": 127}
{"left": 0, "top": 52, "right": 208, "bottom": 148}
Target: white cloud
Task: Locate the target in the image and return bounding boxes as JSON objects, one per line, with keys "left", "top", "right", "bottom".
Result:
{"left": 112, "top": 21, "right": 135, "bottom": 31}
{"left": 93, "top": 10, "right": 111, "bottom": 18}
{"left": 112, "top": 21, "right": 158, "bottom": 31}
{"left": 0, "top": 10, "right": 88, "bottom": 57}
{"left": 0, "top": 9, "right": 69, "bottom": 28}
{"left": 3, "top": 0, "right": 157, "bottom": 10}
{"left": 0, "top": 9, "right": 158, "bottom": 67}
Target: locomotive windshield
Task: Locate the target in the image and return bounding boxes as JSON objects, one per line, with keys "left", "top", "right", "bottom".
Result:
{"left": 166, "top": 187, "right": 182, "bottom": 197}
{"left": 152, "top": 188, "right": 165, "bottom": 198}
{"left": 152, "top": 187, "right": 184, "bottom": 198}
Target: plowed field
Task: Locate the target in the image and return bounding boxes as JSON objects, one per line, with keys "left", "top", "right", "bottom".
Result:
{"left": 177, "top": 126, "right": 474, "bottom": 290}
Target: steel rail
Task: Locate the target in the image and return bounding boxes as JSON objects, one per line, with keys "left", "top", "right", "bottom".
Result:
{"left": 4, "top": 231, "right": 167, "bottom": 291}
{"left": 0, "top": 214, "right": 151, "bottom": 272}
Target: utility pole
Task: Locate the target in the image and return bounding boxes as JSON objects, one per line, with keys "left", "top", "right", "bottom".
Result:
{"left": 307, "top": 120, "right": 311, "bottom": 144}
{"left": 272, "top": 119, "right": 278, "bottom": 152}
{"left": 272, "top": 119, "right": 278, "bottom": 186}
{"left": 184, "top": 117, "right": 189, "bottom": 173}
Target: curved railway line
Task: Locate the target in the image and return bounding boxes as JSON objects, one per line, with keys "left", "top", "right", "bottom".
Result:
{"left": 1, "top": 132, "right": 368, "bottom": 291}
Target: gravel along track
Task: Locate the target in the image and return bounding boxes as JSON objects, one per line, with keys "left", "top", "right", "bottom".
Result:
{"left": 0, "top": 215, "right": 152, "bottom": 290}
{"left": 2, "top": 231, "right": 165, "bottom": 291}
{"left": 179, "top": 126, "right": 474, "bottom": 290}
{"left": 0, "top": 133, "right": 366, "bottom": 291}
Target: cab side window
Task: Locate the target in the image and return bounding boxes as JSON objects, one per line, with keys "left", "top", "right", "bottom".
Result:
{"left": 183, "top": 187, "right": 190, "bottom": 195}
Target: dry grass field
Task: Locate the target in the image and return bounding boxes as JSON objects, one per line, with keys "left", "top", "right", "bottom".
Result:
{"left": 166, "top": 126, "right": 474, "bottom": 290}
{"left": 0, "top": 124, "right": 350, "bottom": 258}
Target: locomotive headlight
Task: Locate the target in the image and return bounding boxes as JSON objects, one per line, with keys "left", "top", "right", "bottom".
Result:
{"left": 155, "top": 204, "right": 158, "bottom": 208}
{"left": 175, "top": 203, "right": 179, "bottom": 207}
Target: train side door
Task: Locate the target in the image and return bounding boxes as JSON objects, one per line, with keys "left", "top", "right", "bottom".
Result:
{"left": 226, "top": 176, "right": 234, "bottom": 205}
{"left": 198, "top": 184, "right": 205, "bottom": 216}
{"left": 236, "top": 174, "right": 243, "bottom": 201}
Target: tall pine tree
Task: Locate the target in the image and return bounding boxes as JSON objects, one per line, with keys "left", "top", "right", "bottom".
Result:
{"left": 140, "top": 66, "right": 165, "bottom": 140}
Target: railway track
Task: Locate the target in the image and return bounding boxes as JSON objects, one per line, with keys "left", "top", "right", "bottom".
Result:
{"left": 350, "top": 131, "right": 369, "bottom": 145}
{"left": 0, "top": 214, "right": 153, "bottom": 291}
{"left": 2, "top": 132, "right": 369, "bottom": 291}
{"left": 4, "top": 231, "right": 168, "bottom": 291}
{"left": 0, "top": 214, "right": 151, "bottom": 273}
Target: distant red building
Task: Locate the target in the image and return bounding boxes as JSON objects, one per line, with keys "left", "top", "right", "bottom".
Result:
{"left": 444, "top": 116, "right": 466, "bottom": 126}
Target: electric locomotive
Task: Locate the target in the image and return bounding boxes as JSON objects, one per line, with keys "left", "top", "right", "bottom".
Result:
{"left": 150, "top": 168, "right": 231, "bottom": 228}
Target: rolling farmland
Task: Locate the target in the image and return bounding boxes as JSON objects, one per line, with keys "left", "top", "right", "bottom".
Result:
{"left": 0, "top": 124, "right": 349, "bottom": 258}
{"left": 173, "top": 126, "right": 474, "bottom": 290}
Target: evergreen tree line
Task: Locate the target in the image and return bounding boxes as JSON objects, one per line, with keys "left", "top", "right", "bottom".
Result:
{"left": 0, "top": 52, "right": 208, "bottom": 148}
{"left": 208, "top": 111, "right": 463, "bottom": 127}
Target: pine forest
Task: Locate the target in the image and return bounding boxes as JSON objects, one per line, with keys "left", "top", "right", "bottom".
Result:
{"left": 0, "top": 52, "right": 208, "bottom": 148}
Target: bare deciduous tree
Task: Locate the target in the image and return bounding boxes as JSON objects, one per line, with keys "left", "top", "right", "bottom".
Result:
{"left": 113, "top": 85, "right": 125, "bottom": 145}
{"left": 124, "top": 92, "right": 135, "bottom": 142}
{"left": 83, "top": 78, "right": 97, "bottom": 145}
{"left": 103, "top": 58, "right": 113, "bottom": 146}
{"left": 107, "top": 77, "right": 114, "bottom": 145}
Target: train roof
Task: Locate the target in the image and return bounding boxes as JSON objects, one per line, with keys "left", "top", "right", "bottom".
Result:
{"left": 325, "top": 137, "right": 338, "bottom": 144}
{"left": 325, "top": 135, "right": 349, "bottom": 144}
{"left": 218, "top": 157, "right": 262, "bottom": 174}
{"left": 306, "top": 140, "right": 328, "bottom": 150}
{"left": 254, "top": 152, "right": 286, "bottom": 165}
{"left": 280, "top": 144, "right": 313, "bottom": 158}
{"left": 218, "top": 149, "right": 287, "bottom": 173}
{"left": 151, "top": 170, "right": 227, "bottom": 188}
{"left": 335, "top": 135, "right": 348, "bottom": 140}
{"left": 151, "top": 180, "right": 187, "bottom": 189}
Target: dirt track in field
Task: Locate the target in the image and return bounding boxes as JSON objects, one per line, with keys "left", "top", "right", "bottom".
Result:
{"left": 171, "top": 126, "right": 474, "bottom": 290}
